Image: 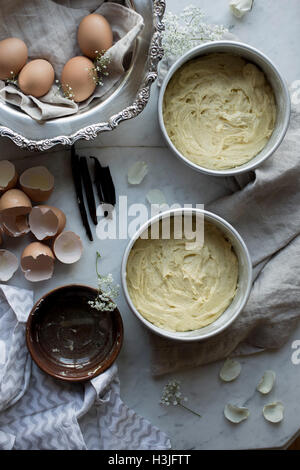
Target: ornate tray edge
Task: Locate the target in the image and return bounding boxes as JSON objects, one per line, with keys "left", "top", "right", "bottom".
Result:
{"left": 0, "top": 0, "right": 165, "bottom": 152}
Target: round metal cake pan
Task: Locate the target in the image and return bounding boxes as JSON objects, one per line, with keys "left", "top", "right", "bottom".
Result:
{"left": 122, "top": 207, "right": 253, "bottom": 342}
{"left": 158, "top": 40, "right": 291, "bottom": 177}
{"left": 0, "top": 0, "right": 165, "bottom": 151}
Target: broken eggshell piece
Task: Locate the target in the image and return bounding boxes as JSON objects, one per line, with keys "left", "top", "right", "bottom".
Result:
{"left": 21, "top": 242, "right": 55, "bottom": 282}
{"left": 0, "top": 189, "right": 32, "bottom": 237}
{"left": 257, "top": 370, "right": 276, "bottom": 395}
{"left": 220, "top": 358, "right": 242, "bottom": 382}
{"left": 29, "top": 206, "right": 66, "bottom": 241}
{"left": 229, "top": 0, "right": 253, "bottom": 18}
{"left": 53, "top": 231, "right": 83, "bottom": 264}
{"left": 263, "top": 401, "right": 284, "bottom": 423}
{"left": 224, "top": 404, "right": 249, "bottom": 424}
{"left": 19, "top": 166, "right": 54, "bottom": 202}
{"left": 0, "top": 160, "right": 18, "bottom": 193}
{"left": 0, "top": 250, "right": 19, "bottom": 281}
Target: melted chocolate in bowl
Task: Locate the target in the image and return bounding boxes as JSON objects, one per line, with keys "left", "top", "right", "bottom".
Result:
{"left": 26, "top": 285, "right": 123, "bottom": 382}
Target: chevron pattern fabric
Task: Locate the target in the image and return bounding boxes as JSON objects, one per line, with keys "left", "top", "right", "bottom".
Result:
{"left": 0, "top": 285, "right": 171, "bottom": 450}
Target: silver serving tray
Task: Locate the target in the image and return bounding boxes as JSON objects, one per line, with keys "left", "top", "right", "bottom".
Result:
{"left": 0, "top": 0, "right": 165, "bottom": 151}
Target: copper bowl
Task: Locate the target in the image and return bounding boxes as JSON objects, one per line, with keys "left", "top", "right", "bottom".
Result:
{"left": 26, "top": 284, "right": 123, "bottom": 382}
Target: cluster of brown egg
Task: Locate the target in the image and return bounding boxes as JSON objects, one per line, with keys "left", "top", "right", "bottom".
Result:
{"left": 0, "top": 13, "right": 113, "bottom": 102}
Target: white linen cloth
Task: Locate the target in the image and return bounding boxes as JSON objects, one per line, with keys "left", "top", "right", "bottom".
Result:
{"left": 0, "top": 284, "right": 170, "bottom": 450}
{"left": 150, "top": 99, "right": 300, "bottom": 376}
{"left": 0, "top": 0, "right": 144, "bottom": 121}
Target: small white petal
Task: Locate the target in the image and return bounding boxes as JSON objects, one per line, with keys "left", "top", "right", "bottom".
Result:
{"left": 263, "top": 402, "right": 284, "bottom": 423}
{"left": 146, "top": 189, "right": 167, "bottom": 205}
{"left": 220, "top": 358, "right": 242, "bottom": 382}
{"left": 229, "top": 0, "right": 253, "bottom": 18}
{"left": 257, "top": 370, "right": 276, "bottom": 395}
{"left": 128, "top": 161, "right": 148, "bottom": 185}
{"left": 224, "top": 404, "right": 249, "bottom": 423}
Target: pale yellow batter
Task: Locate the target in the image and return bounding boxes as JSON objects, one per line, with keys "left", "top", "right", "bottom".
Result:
{"left": 163, "top": 53, "right": 276, "bottom": 170}
{"left": 126, "top": 221, "right": 238, "bottom": 332}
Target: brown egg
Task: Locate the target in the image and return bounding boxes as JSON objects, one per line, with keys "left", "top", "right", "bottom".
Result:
{"left": 61, "top": 56, "right": 97, "bottom": 103}
{"left": 78, "top": 14, "right": 113, "bottom": 59}
{"left": 0, "top": 37, "right": 28, "bottom": 80}
{"left": 18, "top": 59, "right": 55, "bottom": 98}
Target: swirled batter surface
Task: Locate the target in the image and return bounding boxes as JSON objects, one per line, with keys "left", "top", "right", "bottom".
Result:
{"left": 163, "top": 53, "right": 276, "bottom": 170}
{"left": 126, "top": 221, "right": 238, "bottom": 332}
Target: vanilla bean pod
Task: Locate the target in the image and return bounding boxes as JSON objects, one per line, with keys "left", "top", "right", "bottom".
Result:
{"left": 71, "top": 146, "right": 93, "bottom": 241}
{"left": 91, "top": 157, "right": 116, "bottom": 216}
{"left": 79, "top": 156, "right": 98, "bottom": 226}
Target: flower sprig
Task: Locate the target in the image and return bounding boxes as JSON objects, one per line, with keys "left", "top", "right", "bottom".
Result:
{"left": 56, "top": 80, "right": 75, "bottom": 100}
{"left": 88, "top": 251, "right": 119, "bottom": 312}
{"left": 162, "top": 5, "right": 228, "bottom": 61}
{"left": 92, "top": 50, "right": 110, "bottom": 86}
{"left": 57, "top": 50, "right": 110, "bottom": 101}
{"left": 160, "top": 380, "right": 201, "bottom": 418}
{"left": 6, "top": 71, "right": 18, "bottom": 86}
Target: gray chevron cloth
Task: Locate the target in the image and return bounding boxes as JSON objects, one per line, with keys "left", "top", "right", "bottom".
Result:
{"left": 0, "top": 285, "right": 170, "bottom": 450}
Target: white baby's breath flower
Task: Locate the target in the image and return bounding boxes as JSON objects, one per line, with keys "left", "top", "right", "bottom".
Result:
{"left": 91, "top": 50, "right": 111, "bottom": 86}
{"left": 6, "top": 71, "right": 17, "bottom": 86}
{"left": 162, "top": 5, "right": 229, "bottom": 61}
{"left": 160, "top": 380, "right": 201, "bottom": 417}
{"left": 88, "top": 251, "right": 119, "bottom": 312}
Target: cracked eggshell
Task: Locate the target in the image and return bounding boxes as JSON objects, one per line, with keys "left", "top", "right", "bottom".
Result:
{"left": 19, "top": 166, "right": 54, "bottom": 202}
{"left": 18, "top": 59, "right": 55, "bottom": 98}
{"left": 224, "top": 404, "right": 249, "bottom": 424}
{"left": 220, "top": 358, "right": 242, "bottom": 382}
{"left": 21, "top": 242, "right": 55, "bottom": 282}
{"left": 0, "top": 160, "right": 18, "bottom": 193}
{"left": 0, "top": 250, "right": 19, "bottom": 281}
{"left": 0, "top": 189, "right": 32, "bottom": 237}
{"left": 53, "top": 231, "right": 83, "bottom": 264}
{"left": 257, "top": 370, "right": 276, "bottom": 395}
{"left": 29, "top": 205, "right": 66, "bottom": 241}
{"left": 263, "top": 402, "right": 284, "bottom": 423}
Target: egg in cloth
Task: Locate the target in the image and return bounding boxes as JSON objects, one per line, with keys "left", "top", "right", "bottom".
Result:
{"left": 0, "top": 37, "right": 28, "bottom": 80}
{"left": 77, "top": 14, "right": 113, "bottom": 59}
{"left": 18, "top": 59, "right": 55, "bottom": 98}
{"left": 61, "top": 56, "right": 98, "bottom": 103}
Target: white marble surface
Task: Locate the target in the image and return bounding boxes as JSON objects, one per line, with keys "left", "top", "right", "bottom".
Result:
{"left": 1, "top": 0, "right": 300, "bottom": 450}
